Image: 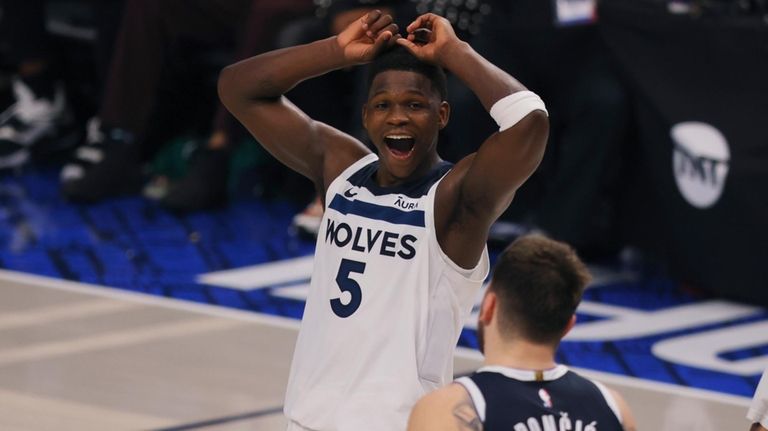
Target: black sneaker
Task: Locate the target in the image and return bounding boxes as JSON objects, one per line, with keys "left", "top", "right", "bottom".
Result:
{"left": 0, "top": 78, "right": 74, "bottom": 169}
{"left": 159, "top": 146, "right": 230, "bottom": 211}
{"left": 60, "top": 117, "right": 145, "bottom": 202}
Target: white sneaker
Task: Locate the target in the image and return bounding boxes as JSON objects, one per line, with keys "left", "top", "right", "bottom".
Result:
{"left": 0, "top": 78, "right": 72, "bottom": 169}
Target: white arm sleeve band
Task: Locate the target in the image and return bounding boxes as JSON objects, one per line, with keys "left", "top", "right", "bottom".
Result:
{"left": 489, "top": 91, "right": 548, "bottom": 132}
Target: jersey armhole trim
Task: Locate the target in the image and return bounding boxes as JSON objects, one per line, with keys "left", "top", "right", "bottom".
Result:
{"left": 592, "top": 380, "right": 623, "bottom": 425}
{"left": 455, "top": 377, "right": 486, "bottom": 423}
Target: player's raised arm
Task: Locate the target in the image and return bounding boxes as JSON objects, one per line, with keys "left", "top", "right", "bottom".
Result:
{"left": 218, "top": 10, "right": 398, "bottom": 189}
{"left": 398, "top": 14, "right": 549, "bottom": 269}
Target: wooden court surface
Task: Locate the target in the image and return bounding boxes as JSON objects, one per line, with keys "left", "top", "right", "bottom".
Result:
{"left": 0, "top": 271, "right": 292, "bottom": 430}
{"left": 0, "top": 270, "right": 752, "bottom": 430}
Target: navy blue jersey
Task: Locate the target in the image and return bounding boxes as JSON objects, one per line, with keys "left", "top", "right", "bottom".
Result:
{"left": 456, "top": 365, "right": 623, "bottom": 431}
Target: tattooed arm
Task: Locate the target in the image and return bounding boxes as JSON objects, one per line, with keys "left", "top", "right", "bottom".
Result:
{"left": 408, "top": 383, "right": 483, "bottom": 431}
{"left": 452, "top": 395, "right": 483, "bottom": 431}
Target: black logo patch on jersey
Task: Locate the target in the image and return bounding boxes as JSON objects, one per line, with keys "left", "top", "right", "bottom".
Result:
{"left": 344, "top": 188, "right": 358, "bottom": 198}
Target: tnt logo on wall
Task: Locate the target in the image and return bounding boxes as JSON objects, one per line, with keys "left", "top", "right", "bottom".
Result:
{"left": 670, "top": 122, "right": 730, "bottom": 209}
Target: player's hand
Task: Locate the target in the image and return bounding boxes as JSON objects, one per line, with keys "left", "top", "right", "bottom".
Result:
{"left": 396, "top": 13, "right": 461, "bottom": 66}
{"left": 336, "top": 10, "right": 399, "bottom": 65}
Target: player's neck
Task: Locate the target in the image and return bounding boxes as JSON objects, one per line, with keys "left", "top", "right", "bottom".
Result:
{"left": 483, "top": 338, "right": 557, "bottom": 371}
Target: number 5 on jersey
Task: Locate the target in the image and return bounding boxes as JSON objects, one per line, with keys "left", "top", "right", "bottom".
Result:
{"left": 331, "top": 258, "right": 366, "bottom": 318}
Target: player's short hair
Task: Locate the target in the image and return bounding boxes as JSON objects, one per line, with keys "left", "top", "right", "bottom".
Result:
{"left": 367, "top": 46, "right": 448, "bottom": 101}
{"left": 490, "top": 235, "right": 591, "bottom": 345}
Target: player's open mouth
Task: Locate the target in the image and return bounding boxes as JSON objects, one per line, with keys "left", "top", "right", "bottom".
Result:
{"left": 384, "top": 135, "right": 415, "bottom": 159}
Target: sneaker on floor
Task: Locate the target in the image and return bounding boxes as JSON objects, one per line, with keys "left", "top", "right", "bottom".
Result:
{"left": 159, "top": 146, "right": 230, "bottom": 212}
{"left": 60, "top": 117, "right": 144, "bottom": 202}
{"left": 0, "top": 78, "right": 74, "bottom": 169}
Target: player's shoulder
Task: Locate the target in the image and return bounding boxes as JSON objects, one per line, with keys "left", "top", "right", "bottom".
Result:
{"left": 423, "top": 382, "right": 468, "bottom": 405}
{"left": 321, "top": 127, "right": 373, "bottom": 187}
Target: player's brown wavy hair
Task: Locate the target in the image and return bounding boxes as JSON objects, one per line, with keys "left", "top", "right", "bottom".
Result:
{"left": 491, "top": 234, "right": 591, "bottom": 345}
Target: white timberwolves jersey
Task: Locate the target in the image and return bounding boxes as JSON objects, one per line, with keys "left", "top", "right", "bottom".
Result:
{"left": 284, "top": 154, "right": 489, "bottom": 431}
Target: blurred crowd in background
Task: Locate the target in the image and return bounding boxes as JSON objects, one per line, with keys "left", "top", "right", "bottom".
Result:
{"left": 0, "top": 0, "right": 766, "bottom": 297}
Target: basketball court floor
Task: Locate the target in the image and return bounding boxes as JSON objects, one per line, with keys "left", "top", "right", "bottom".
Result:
{"left": 0, "top": 167, "right": 764, "bottom": 430}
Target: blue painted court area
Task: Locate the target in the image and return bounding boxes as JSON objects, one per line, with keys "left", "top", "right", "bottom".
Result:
{"left": 1, "top": 167, "right": 765, "bottom": 399}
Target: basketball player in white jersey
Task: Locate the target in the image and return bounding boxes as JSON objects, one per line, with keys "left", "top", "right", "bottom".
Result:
{"left": 749, "top": 369, "right": 768, "bottom": 431}
{"left": 219, "top": 11, "right": 549, "bottom": 431}
{"left": 408, "top": 235, "right": 637, "bottom": 431}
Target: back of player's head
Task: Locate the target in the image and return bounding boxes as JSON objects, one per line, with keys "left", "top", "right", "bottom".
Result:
{"left": 367, "top": 45, "right": 448, "bottom": 101}
{"left": 490, "top": 235, "right": 591, "bottom": 345}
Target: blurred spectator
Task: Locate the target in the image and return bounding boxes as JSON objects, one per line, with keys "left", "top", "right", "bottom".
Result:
{"left": 0, "top": 0, "right": 120, "bottom": 169}
{"left": 667, "top": 0, "right": 768, "bottom": 16}
{"left": 59, "top": 0, "right": 250, "bottom": 208}
{"left": 159, "top": 0, "right": 316, "bottom": 211}
{"left": 441, "top": 0, "right": 630, "bottom": 257}
{"left": 60, "top": 0, "right": 317, "bottom": 211}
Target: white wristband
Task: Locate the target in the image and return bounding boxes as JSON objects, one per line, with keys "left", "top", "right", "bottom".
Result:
{"left": 489, "top": 91, "right": 548, "bottom": 132}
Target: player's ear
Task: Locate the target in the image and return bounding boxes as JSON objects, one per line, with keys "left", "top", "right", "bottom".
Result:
{"left": 362, "top": 103, "right": 370, "bottom": 131}
{"left": 479, "top": 289, "right": 496, "bottom": 324}
{"left": 438, "top": 101, "right": 450, "bottom": 130}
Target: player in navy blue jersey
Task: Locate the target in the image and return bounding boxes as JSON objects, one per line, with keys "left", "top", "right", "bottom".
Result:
{"left": 219, "top": 10, "right": 548, "bottom": 430}
{"left": 408, "top": 235, "right": 636, "bottom": 431}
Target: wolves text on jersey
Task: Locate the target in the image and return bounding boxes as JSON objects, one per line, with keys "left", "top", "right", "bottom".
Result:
{"left": 324, "top": 218, "right": 417, "bottom": 260}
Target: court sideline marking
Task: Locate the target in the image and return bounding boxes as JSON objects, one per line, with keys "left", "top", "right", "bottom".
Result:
{"left": 0, "top": 317, "right": 246, "bottom": 367}
{"left": 0, "top": 300, "right": 139, "bottom": 330}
